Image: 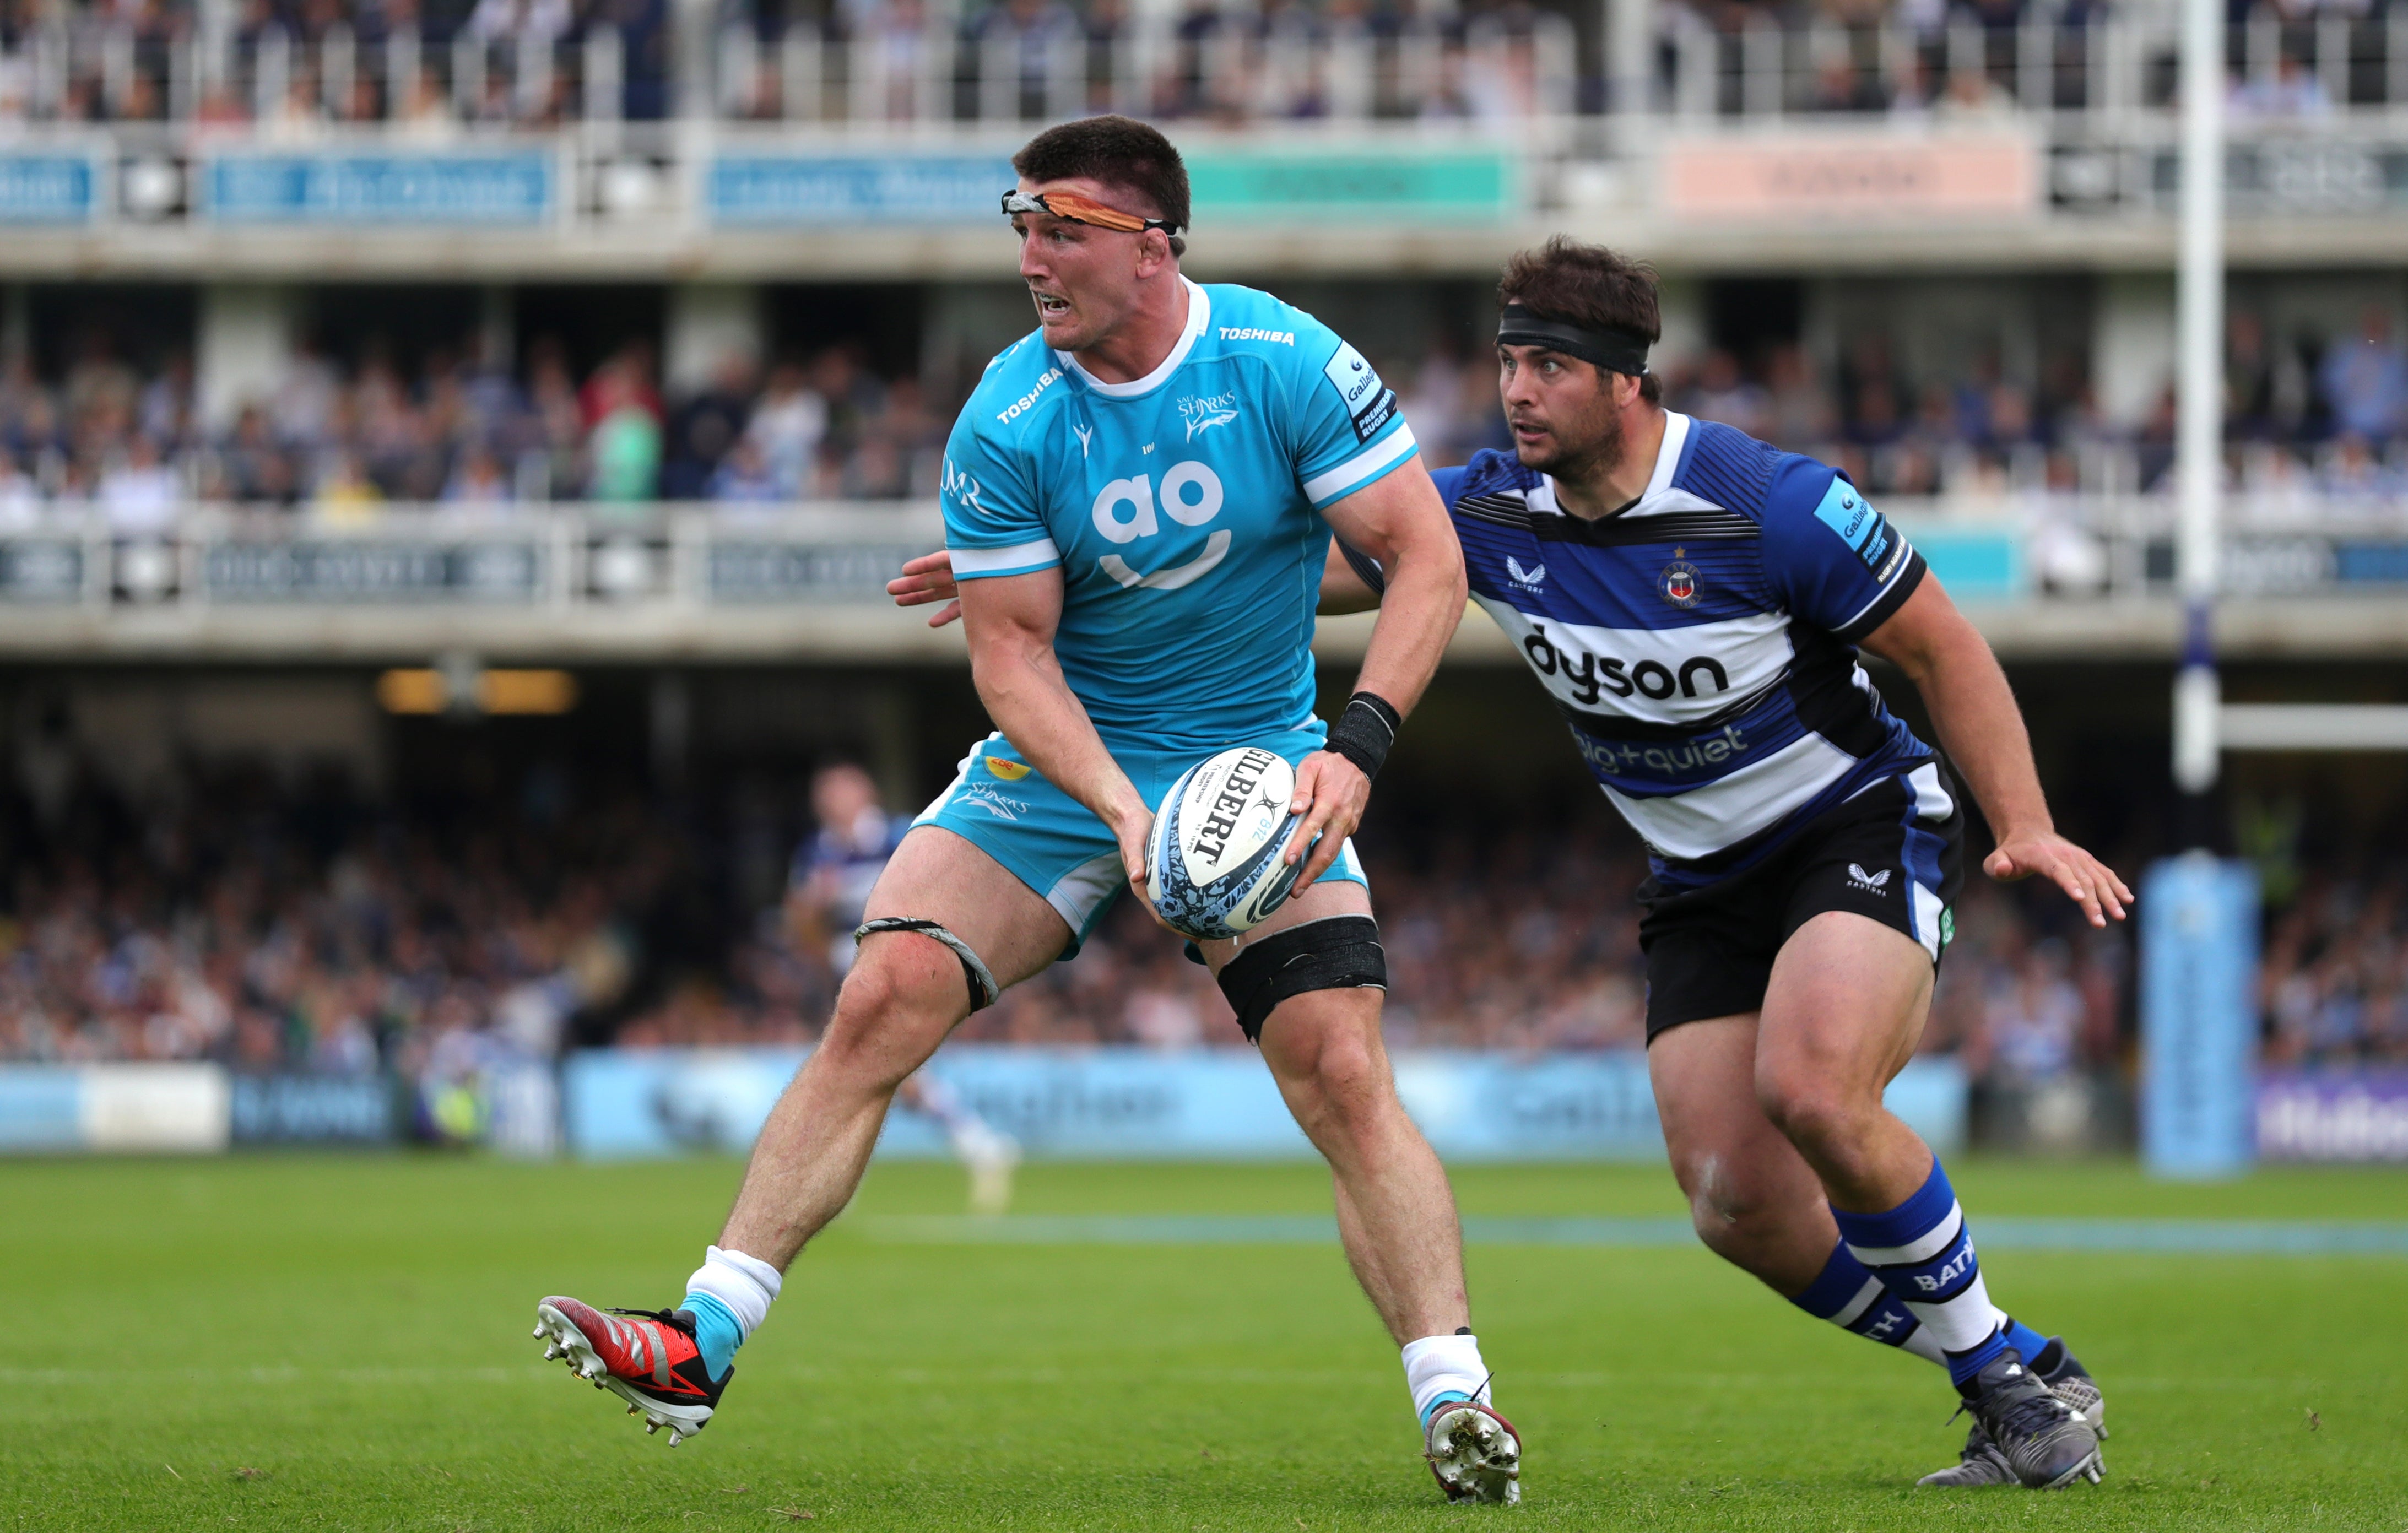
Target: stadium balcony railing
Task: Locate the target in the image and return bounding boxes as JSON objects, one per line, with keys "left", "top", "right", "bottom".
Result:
{"left": 0, "top": 4, "right": 2401, "bottom": 258}
{"left": 0, "top": 485, "right": 2402, "bottom": 659}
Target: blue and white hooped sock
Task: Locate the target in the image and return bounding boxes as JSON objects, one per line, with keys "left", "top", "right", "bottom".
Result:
{"left": 1788, "top": 1236, "right": 1946, "bottom": 1366}
{"left": 1831, "top": 1160, "right": 2009, "bottom": 1386}
{"left": 682, "top": 1245, "right": 782, "bottom": 1381}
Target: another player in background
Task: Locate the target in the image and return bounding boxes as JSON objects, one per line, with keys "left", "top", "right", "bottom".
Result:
{"left": 537, "top": 117, "right": 1519, "bottom": 1504}
{"left": 786, "top": 761, "right": 1020, "bottom": 1217}
{"left": 1325, "top": 240, "right": 2124, "bottom": 1490}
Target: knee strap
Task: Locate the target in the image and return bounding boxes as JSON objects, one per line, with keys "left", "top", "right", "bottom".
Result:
{"left": 1215, "top": 915, "right": 1386, "bottom": 1044}
{"left": 855, "top": 918, "right": 1000, "bottom": 1013}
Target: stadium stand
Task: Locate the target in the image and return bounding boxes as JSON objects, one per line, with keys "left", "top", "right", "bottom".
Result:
{"left": 7, "top": 746, "right": 2395, "bottom": 1096}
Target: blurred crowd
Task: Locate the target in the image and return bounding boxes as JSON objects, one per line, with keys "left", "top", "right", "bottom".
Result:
{"left": 0, "top": 329, "right": 953, "bottom": 521}
{"left": 6, "top": 292, "right": 2407, "bottom": 528}
{"left": 0, "top": 755, "right": 674, "bottom": 1078}
{"left": 0, "top": 0, "right": 1572, "bottom": 131}
{"left": 8, "top": 747, "right": 2407, "bottom": 1079}
{"left": 3, "top": 0, "right": 2404, "bottom": 133}
{"left": 2263, "top": 870, "right": 2408, "bottom": 1067}
{"left": 1663, "top": 302, "right": 2408, "bottom": 515}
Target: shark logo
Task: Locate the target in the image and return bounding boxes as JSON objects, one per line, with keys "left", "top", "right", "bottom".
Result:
{"left": 1506, "top": 556, "right": 1546, "bottom": 591}
{"left": 960, "top": 783, "right": 1027, "bottom": 821}
{"left": 1072, "top": 422, "right": 1093, "bottom": 458}
{"left": 1847, "top": 863, "right": 1892, "bottom": 892}
{"left": 1178, "top": 392, "right": 1240, "bottom": 441}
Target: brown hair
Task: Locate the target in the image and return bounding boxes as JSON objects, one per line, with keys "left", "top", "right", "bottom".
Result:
{"left": 1498, "top": 236, "right": 1663, "bottom": 403}
{"left": 1014, "top": 116, "right": 1191, "bottom": 259}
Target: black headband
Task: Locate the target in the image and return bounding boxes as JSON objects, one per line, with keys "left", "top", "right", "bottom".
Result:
{"left": 1497, "top": 305, "right": 1651, "bottom": 377}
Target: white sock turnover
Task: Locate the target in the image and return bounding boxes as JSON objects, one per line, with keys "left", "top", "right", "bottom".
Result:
{"left": 1401, "top": 1331, "right": 1491, "bottom": 1422}
{"left": 684, "top": 1245, "right": 782, "bottom": 1340}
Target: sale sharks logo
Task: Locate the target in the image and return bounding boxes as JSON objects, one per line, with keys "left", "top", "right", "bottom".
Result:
{"left": 1177, "top": 392, "right": 1240, "bottom": 442}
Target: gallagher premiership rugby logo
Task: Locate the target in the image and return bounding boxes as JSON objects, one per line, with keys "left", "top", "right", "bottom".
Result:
{"left": 1660, "top": 547, "right": 1702, "bottom": 608}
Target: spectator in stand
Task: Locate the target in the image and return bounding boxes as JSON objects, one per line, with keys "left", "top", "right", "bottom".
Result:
{"left": 745, "top": 360, "right": 829, "bottom": 500}
{"left": 2319, "top": 305, "right": 2408, "bottom": 446}
{"left": 662, "top": 353, "right": 756, "bottom": 499}
{"left": 707, "top": 435, "right": 781, "bottom": 503}
{"left": 576, "top": 344, "right": 666, "bottom": 503}
{"left": 97, "top": 434, "right": 180, "bottom": 533}
{"left": 1689, "top": 349, "right": 1770, "bottom": 438}
{"left": 444, "top": 443, "right": 517, "bottom": 507}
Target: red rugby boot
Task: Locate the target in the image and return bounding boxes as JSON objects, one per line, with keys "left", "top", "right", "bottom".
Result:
{"left": 533, "top": 1297, "right": 729, "bottom": 1445}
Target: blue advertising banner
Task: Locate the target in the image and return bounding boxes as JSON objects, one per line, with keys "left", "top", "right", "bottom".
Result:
{"left": 562, "top": 1046, "right": 1967, "bottom": 1161}
{"left": 203, "top": 151, "right": 555, "bottom": 225}
{"left": 0, "top": 1066, "right": 83, "bottom": 1150}
{"left": 229, "top": 1074, "right": 397, "bottom": 1145}
{"left": 0, "top": 153, "right": 98, "bottom": 224}
{"left": 707, "top": 154, "right": 1015, "bottom": 226}
{"left": 2140, "top": 854, "right": 2261, "bottom": 1177}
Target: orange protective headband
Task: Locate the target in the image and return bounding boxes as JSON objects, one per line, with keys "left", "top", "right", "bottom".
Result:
{"left": 1000, "top": 188, "right": 1177, "bottom": 235}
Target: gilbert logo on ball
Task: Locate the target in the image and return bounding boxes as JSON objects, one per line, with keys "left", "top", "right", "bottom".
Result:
{"left": 1146, "top": 746, "right": 1309, "bottom": 941}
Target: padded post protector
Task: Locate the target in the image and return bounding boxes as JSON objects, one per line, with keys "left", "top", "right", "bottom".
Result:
{"left": 854, "top": 918, "right": 1001, "bottom": 1012}
{"left": 1215, "top": 915, "right": 1386, "bottom": 1044}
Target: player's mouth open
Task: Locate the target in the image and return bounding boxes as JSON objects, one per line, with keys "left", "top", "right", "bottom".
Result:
{"left": 1032, "top": 292, "right": 1072, "bottom": 318}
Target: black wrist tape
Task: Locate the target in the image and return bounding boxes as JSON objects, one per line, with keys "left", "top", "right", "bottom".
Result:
{"left": 1323, "top": 691, "right": 1402, "bottom": 780}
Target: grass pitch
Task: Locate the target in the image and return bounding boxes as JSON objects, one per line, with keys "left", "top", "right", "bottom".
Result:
{"left": 4, "top": 1153, "right": 2404, "bottom": 1531}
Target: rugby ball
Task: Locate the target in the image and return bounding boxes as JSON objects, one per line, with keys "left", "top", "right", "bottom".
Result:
{"left": 1146, "top": 746, "right": 1309, "bottom": 941}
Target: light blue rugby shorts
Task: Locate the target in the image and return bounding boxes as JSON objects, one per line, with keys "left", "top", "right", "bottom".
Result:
{"left": 913, "top": 727, "right": 1370, "bottom": 958}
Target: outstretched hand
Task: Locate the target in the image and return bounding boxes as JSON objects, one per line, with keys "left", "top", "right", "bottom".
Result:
{"left": 888, "top": 550, "right": 962, "bottom": 628}
{"left": 1984, "top": 831, "right": 2134, "bottom": 928}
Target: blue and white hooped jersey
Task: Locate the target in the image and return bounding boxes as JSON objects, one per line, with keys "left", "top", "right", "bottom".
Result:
{"left": 939, "top": 279, "right": 1418, "bottom": 752}
{"left": 791, "top": 810, "right": 907, "bottom": 933}
{"left": 1433, "top": 412, "right": 1938, "bottom": 891}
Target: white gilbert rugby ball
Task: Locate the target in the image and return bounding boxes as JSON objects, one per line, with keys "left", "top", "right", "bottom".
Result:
{"left": 1146, "top": 746, "right": 1309, "bottom": 942}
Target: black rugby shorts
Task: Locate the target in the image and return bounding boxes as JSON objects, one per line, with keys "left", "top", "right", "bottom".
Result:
{"left": 1636, "top": 762, "right": 1966, "bottom": 1041}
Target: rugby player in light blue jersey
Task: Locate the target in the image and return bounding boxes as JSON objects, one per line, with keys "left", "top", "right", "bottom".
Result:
{"left": 1318, "top": 240, "right": 2131, "bottom": 1490}
{"left": 534, "top": 117, "right": 1522, "bottom": 1505}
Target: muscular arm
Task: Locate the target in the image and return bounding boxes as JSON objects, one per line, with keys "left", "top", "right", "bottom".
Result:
{"left": 956, "top": 566, "right": 1155, "bottom": 890}
{"left": 1859, "top": 576, "right": 2132, "bottom": 926}
{"left": 1318, "top": 458, "right": 1466, "bottom": 716}
{"left": 1319, "top": 535, "right": 1383, "bottom": 614}
{"left": 1277, "top": 460, "right": 1466, "bottom": 890}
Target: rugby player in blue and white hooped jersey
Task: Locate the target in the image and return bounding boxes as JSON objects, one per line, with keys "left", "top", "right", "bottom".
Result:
{"left": 1325, "top": 240, "right": 2133, "bottom": 1490}
{"left": 534, "top": 117, "right": 1522, "bottom": 1505}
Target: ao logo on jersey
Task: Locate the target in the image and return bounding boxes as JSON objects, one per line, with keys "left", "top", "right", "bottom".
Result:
{"left": 1090, "top": 459, "right": 1232, "bottom": 591}
{"left": 1091, "top": 461, "right": 1225, "bottom": 541}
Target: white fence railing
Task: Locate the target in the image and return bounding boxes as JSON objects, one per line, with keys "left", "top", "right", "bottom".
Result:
{"left": 1, "top": 499, "right": 2405, "bottom": 618}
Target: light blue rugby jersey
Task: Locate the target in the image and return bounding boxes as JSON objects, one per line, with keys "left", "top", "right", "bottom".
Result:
{"left": 1431, "top": 411, "right": 1938, "bottom": 892}
{"left": 939, "top": 279, "right": 1418, "bottom": 751}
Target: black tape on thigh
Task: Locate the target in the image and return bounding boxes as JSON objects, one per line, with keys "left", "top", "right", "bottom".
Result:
{"left": 1215, "top": 915, "right": 1386, "bottom": 1044}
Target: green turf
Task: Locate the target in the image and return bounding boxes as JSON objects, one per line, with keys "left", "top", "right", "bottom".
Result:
{"left": 5, "top": 1155, "right": 2405, "bottom": 1530}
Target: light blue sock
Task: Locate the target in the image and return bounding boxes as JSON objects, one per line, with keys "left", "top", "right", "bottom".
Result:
{"left": 683, "top": 1291, "right": 743, "bottom": 1380}
{"left": 1419, "top": 1389, "right": 1472, "bottom": 1428}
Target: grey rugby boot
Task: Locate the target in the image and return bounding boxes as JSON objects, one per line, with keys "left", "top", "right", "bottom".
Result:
{"left": 1918, "top": 1337, "right": 2107, "bottom": 1488}
{"left": 1944, "top": 1347, "right": 2104, "bottom": 1490}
